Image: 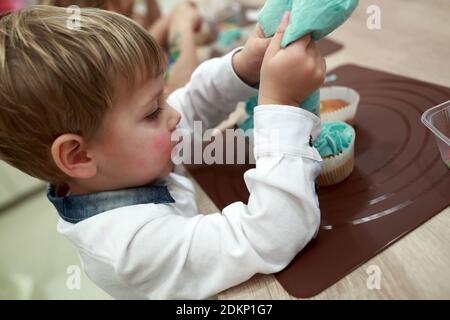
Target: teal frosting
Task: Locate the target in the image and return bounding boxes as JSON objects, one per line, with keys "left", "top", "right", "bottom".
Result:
{"left": 314, "top": 121, "right": 353, "bottom": 157}
{"left": 300, "top": 89, "right": 320, "bottom": 116}
{"left": 240, "top": 95, "right": 258, "bottom": 131}
{"left": 258, "top": 0, "right": 359, "bottom": 47}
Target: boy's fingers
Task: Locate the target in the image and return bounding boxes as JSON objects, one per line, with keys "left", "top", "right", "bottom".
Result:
{"left": 305, "top": 38, "right": 319, "bottom": 56}
{"left": 300, "top": 34, "right": 312, "bottom": 47}
{"left": 253, "top": 39, "right": 271, "bottom": 57}
{"left": 254, "top": 23, "right": 265, "bottom": 38}
{"left": 288, "top": 34, "right": 312, "bottom": 51}
{"left": 266, "top": 11, "right": 290, "bottom": 55}
{"left": 276, "top": 11, "right": 291, "bottom": 35}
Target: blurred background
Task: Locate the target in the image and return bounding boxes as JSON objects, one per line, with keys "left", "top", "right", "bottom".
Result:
{"left": 1, "top": 0, "right": 449, "bottom": 299}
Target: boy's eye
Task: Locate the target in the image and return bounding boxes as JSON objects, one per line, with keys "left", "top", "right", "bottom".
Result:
{"left": 146, "top": 107, "right": 162, "bottom": 121}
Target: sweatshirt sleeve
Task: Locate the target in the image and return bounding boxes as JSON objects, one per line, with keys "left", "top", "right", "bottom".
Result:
{"left": 166, "top": 48, "right": 258, "bottom": 133}
{"left": 114, "top": 105, "right": 323, "bottom": 299}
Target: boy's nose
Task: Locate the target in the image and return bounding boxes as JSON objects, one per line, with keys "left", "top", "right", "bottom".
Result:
{"left": 167, "top": 107, "right": 181, "bottom": 132}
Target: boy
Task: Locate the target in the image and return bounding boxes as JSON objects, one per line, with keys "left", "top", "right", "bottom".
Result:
{"left": 0, "top": 6, "right": 325, "bottom": 299}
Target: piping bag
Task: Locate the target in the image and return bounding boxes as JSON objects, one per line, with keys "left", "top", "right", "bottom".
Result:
{"left": 257, "top": 0, "right": 359, "bottom": 116}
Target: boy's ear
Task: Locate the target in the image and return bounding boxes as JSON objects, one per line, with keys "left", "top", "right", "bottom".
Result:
{"left": 51, "top": 134, "right": 97, "bottom": 179}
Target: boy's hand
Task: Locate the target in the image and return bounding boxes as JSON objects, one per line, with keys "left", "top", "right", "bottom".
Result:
{"left": 232, "top": 24, "right": 271, "bottom": 86}
{"left": 259, "top": 12, "right": 326, "bottom": 107}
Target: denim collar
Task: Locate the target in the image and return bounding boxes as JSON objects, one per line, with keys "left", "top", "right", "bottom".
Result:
{"left": 47, "top": 184, "right": 175, "bottom": 224}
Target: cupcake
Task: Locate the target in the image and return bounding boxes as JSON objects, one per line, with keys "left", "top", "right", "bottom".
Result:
{"left": 314, "top": 121, "right": 356, "bottom": 186}
{"left": 320, "top": 86, "right": 360, "bottom": 125}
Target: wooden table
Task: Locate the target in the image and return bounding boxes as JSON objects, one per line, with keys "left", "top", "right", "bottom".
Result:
{"left": 192, "top": 0, "right": 450, "bottom": 299}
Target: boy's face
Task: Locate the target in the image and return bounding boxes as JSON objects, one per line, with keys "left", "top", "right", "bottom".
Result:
{"left": 89, "top": 74, "right": 181, "bottom": 190}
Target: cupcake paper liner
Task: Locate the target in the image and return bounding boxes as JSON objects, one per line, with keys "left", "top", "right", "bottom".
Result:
{"left": 316, "top": 125, "right": 356, "bottom": 186}
{"left": 320, "top": 86, "right": 360, "bottom": 125}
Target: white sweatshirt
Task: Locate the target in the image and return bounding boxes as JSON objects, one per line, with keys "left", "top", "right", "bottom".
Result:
{"left": 56, "top": 49, "right": 323, "bottom": 300}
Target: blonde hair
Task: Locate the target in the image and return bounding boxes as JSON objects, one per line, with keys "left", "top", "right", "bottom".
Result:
{"left": 0, "top": 5, "right": 164, "bottom": 183}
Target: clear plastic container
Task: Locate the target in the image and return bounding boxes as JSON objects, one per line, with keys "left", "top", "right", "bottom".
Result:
{"left": 421, "top": 100, "right": 450, "bottom": 169}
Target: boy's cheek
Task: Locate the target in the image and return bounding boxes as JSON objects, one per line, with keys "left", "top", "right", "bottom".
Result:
{"left": 151, "top": 133, "right": 172, "bottom": 157}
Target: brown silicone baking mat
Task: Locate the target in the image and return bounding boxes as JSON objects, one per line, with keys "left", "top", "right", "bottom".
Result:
{"left": 317, "top": 38, "right": 343, "bottom": 57}
{"left": 185, "top": 64, "right": 450, "bottom": 298}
